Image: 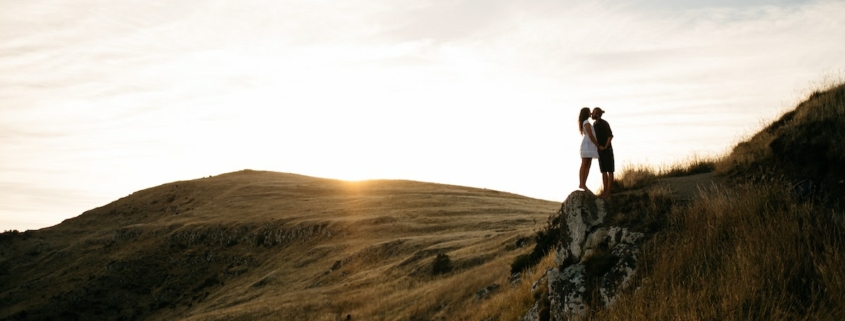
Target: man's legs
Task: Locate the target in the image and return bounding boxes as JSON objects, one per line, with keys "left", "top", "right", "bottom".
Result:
{"left": 601, "top": 171, "right": 614, "bottom": 198}
{"left": 598, "top": 151, "right": 614, "bottom": 198}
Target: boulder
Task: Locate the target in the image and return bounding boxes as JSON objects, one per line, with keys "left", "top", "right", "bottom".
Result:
{"left": 548, "top": 265, "right": 588, "bottom": 320}
{"left": 525, "top": 191, "right": 647, "bottom": 321}
{"left": 555, "top": 191, "right": 607, "bottom": 266}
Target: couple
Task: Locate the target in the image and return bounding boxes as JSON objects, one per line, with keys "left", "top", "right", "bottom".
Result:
{"left": 578, "top": 107, "right": 614, "bottom": 198}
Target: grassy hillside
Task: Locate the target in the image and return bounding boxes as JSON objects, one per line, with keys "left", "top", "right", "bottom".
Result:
{"left": 605, "top": 81, "right": 845, "bottom": 320}
{"left": 719, "top": 81, "right": 845, "bottom": 205}
{"left": 470, "top": 81, "right": 845, "bottom": 320}
{"left": 0, "top": 170, "right": 558, "bottom": 320}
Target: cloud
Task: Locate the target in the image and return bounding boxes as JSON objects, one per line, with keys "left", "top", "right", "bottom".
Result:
{"left": 1, "top": 0, "right": 844, "bottom": 230}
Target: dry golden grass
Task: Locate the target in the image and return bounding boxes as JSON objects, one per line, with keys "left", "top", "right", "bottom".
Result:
{"left": 456, "top": 251, "right": 557, "bottom": 321}
{"left": 0, "top": 170, "right": 559, "bottom": 321}
{"left": 616, "top": 154, "right": 719, "bottom": 192}
{"left": 595, "top": 181, "right": 845, "bottom": 320}
{"left": 717, "top": 81, "right": 845, "bottom": 176}
{"left": 615, "top": 163, "right": 659, "bottom": 191}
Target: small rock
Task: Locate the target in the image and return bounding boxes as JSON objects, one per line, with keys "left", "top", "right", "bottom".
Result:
{"left": 476, "top": 283, "right": 500, "bottom": 300}
{"left": 522, "top": 300, "right": 541, "bottom": 321}
{"left": 509, "top": 272, "right": 522, "bottom": 285}
{"left": 515, "top": 237, "right": 530, "bottom": 248}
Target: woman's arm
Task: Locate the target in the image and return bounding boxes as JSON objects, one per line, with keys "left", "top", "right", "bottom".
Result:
{"left": 585, "top": 123, "right": 599, "bottom": 147}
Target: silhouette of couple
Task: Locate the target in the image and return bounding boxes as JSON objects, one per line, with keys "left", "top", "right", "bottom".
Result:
{"left": 578, "top": 107, "right": 614, "bottom": 198}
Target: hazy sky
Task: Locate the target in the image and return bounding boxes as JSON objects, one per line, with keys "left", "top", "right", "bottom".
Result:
{"left": 2, "top": 0, "right": 844, "bottom": 231}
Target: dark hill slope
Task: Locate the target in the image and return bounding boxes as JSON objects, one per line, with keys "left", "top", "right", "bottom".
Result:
{"left": 723, "top": 82, "right": 845, "bottom": 204}
{"left": 0, "top": 170, "right": 557, "bottom": 320}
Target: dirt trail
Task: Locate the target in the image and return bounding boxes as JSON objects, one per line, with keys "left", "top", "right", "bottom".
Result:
{"left": 654, "top": 172, "right": 725, "bottom": 201}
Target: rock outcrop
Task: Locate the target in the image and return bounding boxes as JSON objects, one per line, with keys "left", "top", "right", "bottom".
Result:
{"left": 523, "top": 191, "right": 645, "bottom": 321}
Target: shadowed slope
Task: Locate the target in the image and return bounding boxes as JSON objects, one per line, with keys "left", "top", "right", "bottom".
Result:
{"left": 0, "top": 170, "right": 558, "bottom": 320}
{"left": 722, "top": 82, "right": 845, "bottom": 205}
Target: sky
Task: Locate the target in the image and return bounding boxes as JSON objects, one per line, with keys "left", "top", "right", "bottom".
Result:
{"left": 2, "top": 0, "right": 844, "bottom": 231}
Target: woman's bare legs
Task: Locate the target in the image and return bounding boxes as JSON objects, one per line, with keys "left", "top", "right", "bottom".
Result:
{"left": 579, "top": 158, "right": 593, "bottom": 193}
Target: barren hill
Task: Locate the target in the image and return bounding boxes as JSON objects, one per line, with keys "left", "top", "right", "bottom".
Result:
{"left": 0, "top": 170, "right": 558, "bottom": 320}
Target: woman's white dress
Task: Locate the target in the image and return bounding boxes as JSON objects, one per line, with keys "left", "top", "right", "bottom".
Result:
{"left": 580, "top": 119, "right": 599, "bottom": 158}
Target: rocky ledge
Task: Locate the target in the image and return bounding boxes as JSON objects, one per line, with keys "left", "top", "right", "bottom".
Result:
{"left": 523, "top": 191, "right": 646, "bottom": 321}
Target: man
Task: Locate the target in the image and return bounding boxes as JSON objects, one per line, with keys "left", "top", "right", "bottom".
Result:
{"left": 592, "top": 107, "right": 614, "bottom": 198}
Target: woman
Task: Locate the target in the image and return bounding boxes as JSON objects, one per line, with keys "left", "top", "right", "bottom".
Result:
{"left": 578, "top": 107, "right": 599, "bottom": 193}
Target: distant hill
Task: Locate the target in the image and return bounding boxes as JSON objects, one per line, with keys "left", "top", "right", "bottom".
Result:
{"left": 0, "top": 170, "right": 558, "bottom": 320}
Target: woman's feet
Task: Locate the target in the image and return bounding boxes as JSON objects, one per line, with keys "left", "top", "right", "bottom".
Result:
{"left": 579, "top": 185, "right": 594, "bottom": 194}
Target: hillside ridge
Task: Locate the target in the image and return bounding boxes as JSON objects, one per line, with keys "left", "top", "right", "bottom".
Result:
{"left": 1, "top": 169, "right": 558, "bottom": 320}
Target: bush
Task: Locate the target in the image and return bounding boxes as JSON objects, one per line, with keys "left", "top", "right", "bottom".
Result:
{"left": 0, "top": 229, "right": 20, "bottom": 243}
{"left": 431, "top": 253, "right": 452, "bottom": 275}
{"left": 510, "top": 254, "right": 532, "bottom": 275}
{"left": 511, "top": 213, "right": 563, "bottom": 275}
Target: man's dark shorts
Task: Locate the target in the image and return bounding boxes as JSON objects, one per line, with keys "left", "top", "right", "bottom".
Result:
{"left": 599, "top": 149, "right": 615, "bottom": 173}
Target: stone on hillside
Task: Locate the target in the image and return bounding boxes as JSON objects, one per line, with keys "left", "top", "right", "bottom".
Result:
{"left": 509, "top": 272, "right": 522, "bottom": 285}
{"left": 599, "top": 251, "right": 637, "bottom": 306}
{"left": 608, "top": 226, "right": 644, "bottom": 246}
{"left": 548, "top": 265, "right": 588, "bottom": 320}
{"left": 524, "top": 191, "right": 648, "bottom": 321}
{"left": 515, "top": 237, "right": 530, "bottom": 248}
{"left": 580, "top": 227, "right": 609, "bottom": 263}
{"left": 522, "top": 301, "right": 542, "bottom": 321}
{"left": 555, "top": 191, "right": 607, "bottom": 266}
{"left": 476, "top": 283, "right": 500, "bottom": 300}
{"left": 330, "top": 260, "right": 342, "bottom": 271}
{"left": 531, "top": 271, "right": 549, "bottom": 296}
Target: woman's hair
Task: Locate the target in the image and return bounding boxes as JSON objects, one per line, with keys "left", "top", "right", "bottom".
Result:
{"left": 578, "top": 107, "right": 591, "bottom": 135}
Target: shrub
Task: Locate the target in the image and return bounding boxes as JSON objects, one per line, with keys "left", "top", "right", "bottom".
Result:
{"left": 0, "top": 230, "right": 21, "bottom": 243}
{"left": 511, "top": 213, "right": 562, "bottom": 275}
{"left": 510, "top": 254, "right": 532, "bottom": 275}
{"left": 431, "top": 253, "right": 452, "bottom": 275}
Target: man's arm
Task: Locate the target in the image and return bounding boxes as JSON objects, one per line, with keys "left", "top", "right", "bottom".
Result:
{"left": 604, "top": 121, "right": 613, "bottom": 149}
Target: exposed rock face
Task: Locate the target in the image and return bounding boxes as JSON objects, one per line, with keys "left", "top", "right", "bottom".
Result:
{"left": 548, "top": 264, "right": 588, "bottom": 319}
{"left": 554, "top": 191, "right": 606, "bottom": 266}
{"left": 525, "top": 191, "right": 646, "bottom": 320}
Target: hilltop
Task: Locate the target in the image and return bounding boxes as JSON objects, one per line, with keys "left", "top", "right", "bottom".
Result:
{"left": 0, "top": 171, "right": 557, "bottom": 320}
